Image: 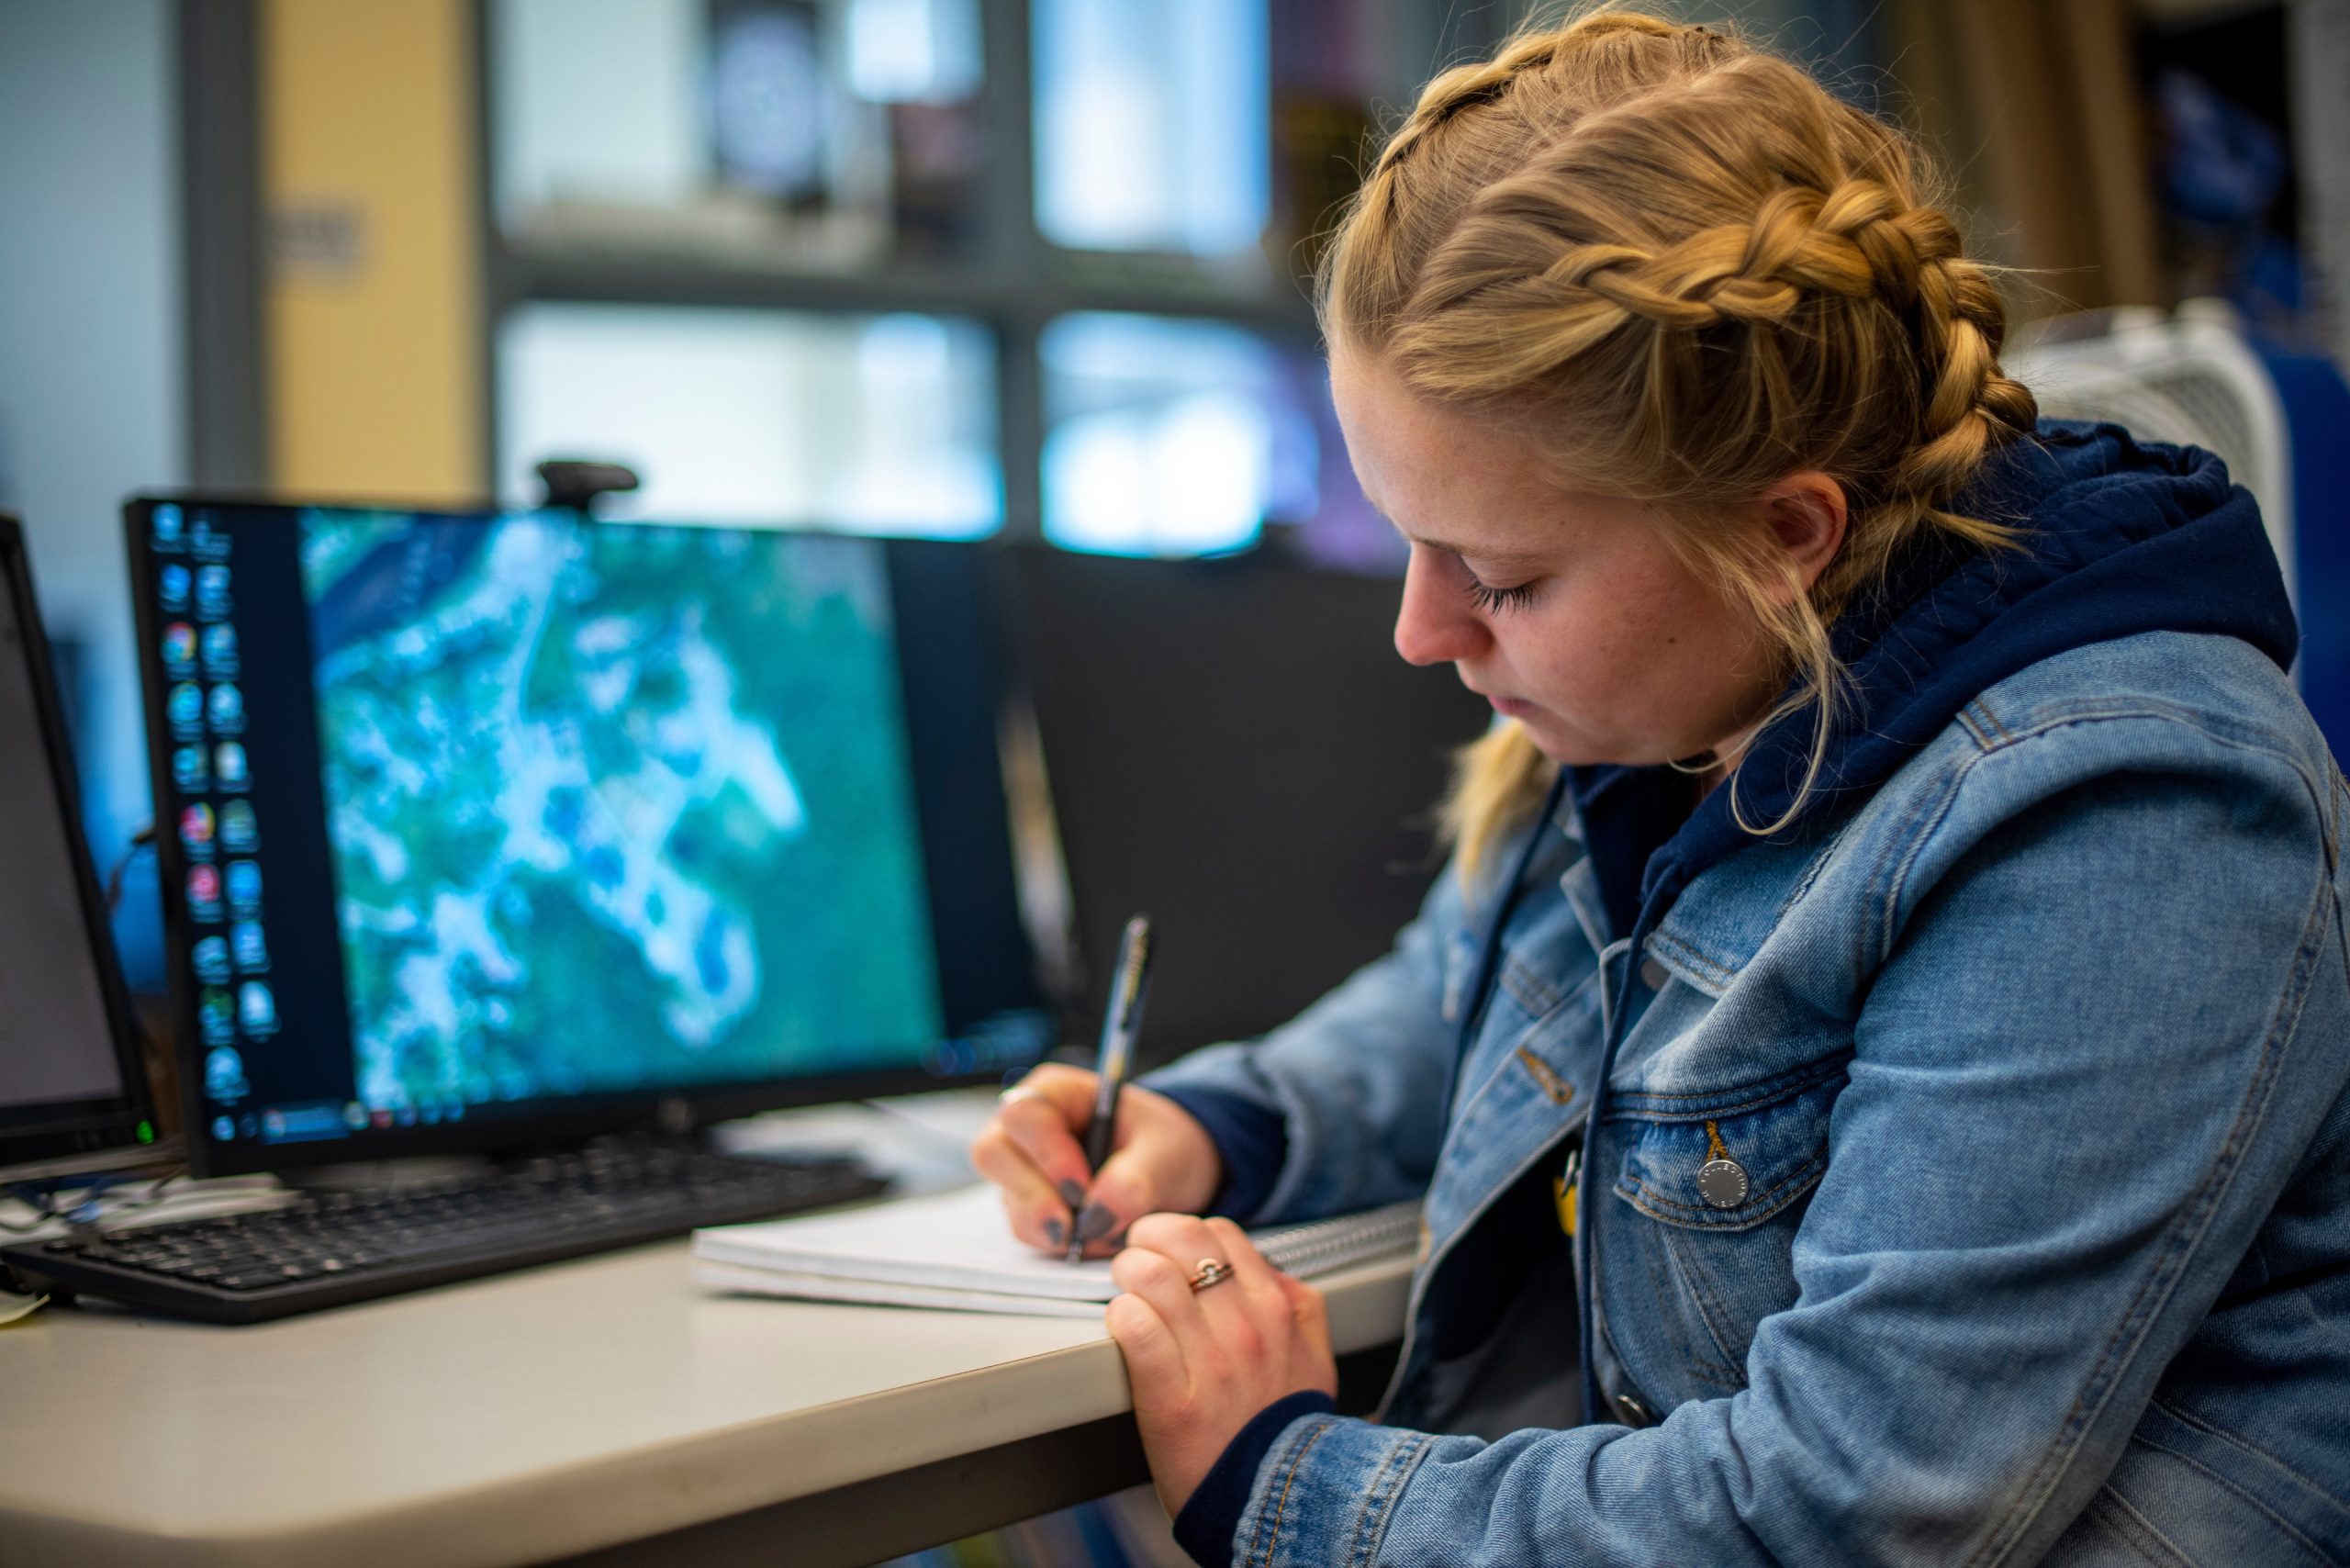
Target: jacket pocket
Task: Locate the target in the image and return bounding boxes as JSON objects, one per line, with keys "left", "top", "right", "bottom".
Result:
{"left": 1611, "top": 1058, "right": 1844, "bottom": 1229}
{"left": 1599, "top": 1058, "right": 1846, "bottom": 1398}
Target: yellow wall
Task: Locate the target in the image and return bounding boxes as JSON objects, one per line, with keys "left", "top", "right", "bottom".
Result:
{"left": 261, "top": 0, "right": 482, "bottom": 502}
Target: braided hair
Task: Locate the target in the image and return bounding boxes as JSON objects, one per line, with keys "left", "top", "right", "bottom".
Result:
{"left": 1321, "top": 7, "right": 2039, "bottom": 861}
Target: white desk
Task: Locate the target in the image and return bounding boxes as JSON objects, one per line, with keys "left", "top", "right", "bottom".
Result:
{"left": 0, "top": 1222, "right": 1412, "bottom": 1567}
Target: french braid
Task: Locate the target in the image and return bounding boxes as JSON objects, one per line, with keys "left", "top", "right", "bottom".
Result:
{"left": 1320, "top": 6, "right": 2040, "bottom": 864}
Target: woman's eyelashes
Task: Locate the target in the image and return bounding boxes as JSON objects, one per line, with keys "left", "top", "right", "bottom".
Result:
{"left": 1462, "top": 576, "right": 1542, "bottom": 614}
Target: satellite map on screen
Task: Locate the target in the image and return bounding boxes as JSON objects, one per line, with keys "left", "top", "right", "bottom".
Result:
{"left": 301, "top": 511, "right": 941, "bottom": 1111}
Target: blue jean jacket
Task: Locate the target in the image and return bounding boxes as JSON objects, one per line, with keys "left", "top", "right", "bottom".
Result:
{"left": 1144, "top": 630, "right": 2350, "bottom": 1566}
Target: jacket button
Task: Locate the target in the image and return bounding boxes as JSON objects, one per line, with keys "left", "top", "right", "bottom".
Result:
{"left": 1697, "top": 1158, "right": 1750, "bottom": 1208}
{"left": 1639, "top": 957, "right": 1669, "bottom": 991}
{"left": 1614, "top": 1392, "right": 1652, "bottom": 1426}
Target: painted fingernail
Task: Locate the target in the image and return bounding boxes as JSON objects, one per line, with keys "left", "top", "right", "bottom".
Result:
{"left": 1044, "top": 1217, "right": 1067, "bottom": 1248}
{"left": 1058, "top": 1179, "right": 1087, "bottom": 1207}
{"left": 1076, "top": 1204, "right": 1117, "bottom": 1243}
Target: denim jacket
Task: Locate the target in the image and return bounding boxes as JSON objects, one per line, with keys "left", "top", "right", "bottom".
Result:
{"left": 1143, "top": 426, "right": 2350, "bottom": 1566}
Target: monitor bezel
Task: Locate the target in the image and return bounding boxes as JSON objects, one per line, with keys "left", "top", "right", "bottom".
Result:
{"left": 126, "top": 494, "right": 1050, "bottom": 1178}
{"left": 0, "top": 513, "right": 162, "bottom": 1180}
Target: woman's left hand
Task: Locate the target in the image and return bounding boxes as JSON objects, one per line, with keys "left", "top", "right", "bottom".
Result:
{"left": 1105, "top": 1212, "right": 1338, "bottom": 1518}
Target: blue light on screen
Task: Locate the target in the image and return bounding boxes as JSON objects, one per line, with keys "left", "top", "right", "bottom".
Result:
{"left": 1031, "top": 0, "right": 1270, "bottom": 256}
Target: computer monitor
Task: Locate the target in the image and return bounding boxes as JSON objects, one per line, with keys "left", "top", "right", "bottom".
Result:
{"left": 999, "top": 544, "right": 1490, "bottom": 1070}
{"left": 127, "top": 498, "right": 1050, "bottom": 1178}
{"left": 0, "top": 514, "right": 162, "bottom": 1181}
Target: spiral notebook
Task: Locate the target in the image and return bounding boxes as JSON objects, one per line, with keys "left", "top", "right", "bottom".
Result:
{"left": 692, "top": 1184, "right": 1421, "bottom": 1317}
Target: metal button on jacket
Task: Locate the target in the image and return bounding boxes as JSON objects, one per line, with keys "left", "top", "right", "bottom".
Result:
{"left": 1639, "top": 956, "right": 1669, "bottom": 991}
{"left": 1614, "top": 1392, "right": 1653, "bottom": 1427}
{"left": 1697, "top": 1158, "right": 1750, "bottom": 1208}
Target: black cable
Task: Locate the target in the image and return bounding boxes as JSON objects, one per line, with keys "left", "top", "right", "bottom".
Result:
{"left": 103, "top": 823, "right": 156, "bottom": 916}
{"left": 0, "top": 1172, "right": 187, "bottom": 1235}
{"left": 85, "top": 1173, "right": 185, "bottom": 1225}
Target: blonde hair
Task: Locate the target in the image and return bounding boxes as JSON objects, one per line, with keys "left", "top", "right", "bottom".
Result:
{"left": 1320, "top": 7, "right": 2037, "bottom": 876}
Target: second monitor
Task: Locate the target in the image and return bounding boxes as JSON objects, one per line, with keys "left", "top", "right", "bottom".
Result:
{"left": 129, "top": 499, "right": 1050, "bottom": 1178}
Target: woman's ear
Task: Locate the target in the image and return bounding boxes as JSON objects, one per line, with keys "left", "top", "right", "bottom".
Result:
{"left": 1762, "top": 472, "right": 1848, "bottom": 594}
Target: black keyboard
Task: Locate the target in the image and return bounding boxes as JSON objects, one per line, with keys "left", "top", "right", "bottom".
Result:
{"left": 0, "top": 1140, "right": 888, "bottom": 1324}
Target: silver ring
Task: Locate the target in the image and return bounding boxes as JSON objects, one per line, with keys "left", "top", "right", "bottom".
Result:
{"left": 1187, "top": 1257, "right": 1234, "bottom": 1293}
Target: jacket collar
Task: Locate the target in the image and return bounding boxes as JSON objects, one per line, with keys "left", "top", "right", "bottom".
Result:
{"left": 1568, "top": 420, "right": 2298, "bottom": 943}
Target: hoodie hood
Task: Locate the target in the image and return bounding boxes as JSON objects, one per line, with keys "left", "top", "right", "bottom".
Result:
{"left": 1575, "top": 420, "right": 2300, "bottom": 935}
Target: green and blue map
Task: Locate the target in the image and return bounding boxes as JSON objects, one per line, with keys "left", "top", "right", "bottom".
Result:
{"left": 301, "top": 510, "right": 941, "bottom": 1111}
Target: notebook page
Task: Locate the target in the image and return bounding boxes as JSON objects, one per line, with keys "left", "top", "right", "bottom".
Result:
{"left": 693, "top": 1185, "right": 1421, "bottom": 1304}
{"left": 695, "top": 1184, "right": 1120, "bottom": 1300}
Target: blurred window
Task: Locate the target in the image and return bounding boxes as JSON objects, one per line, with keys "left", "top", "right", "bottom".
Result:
{"left": 498, "top": 303, "right": 1001, "bottom": 537}
{"left": 487, "top": 0, "right": 1467, "bottom": 566}
{"left": 1041, "top": 312, "right": 1383, "bottom": 561}
{"left": 846, "top": 0, "right": 980, "bottom": 103}
{"left": 490, "top": 0, "right": 986, "bottom": 263}
{"left": 1031, "top": 0, "right": 1270, "bottom": 258}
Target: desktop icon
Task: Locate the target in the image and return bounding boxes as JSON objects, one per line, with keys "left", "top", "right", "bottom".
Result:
{"left": 238, "top": 981, "right": 278, "bottom": 1036}
{"left": 186, "top": 864, "right": 223, "bottom": 922}
{"left": 225, "top": 858, "right": 262, "bottom": 915}
{"left": 172, "top": 745, "right": 210, "bottom": 791}
{"left": 153, "top": 504, "right": 185, "bottom": 548}
{"left": 167, "top": 681, "right": 204, "bottom": 738}
{"left": 190, "top": 517, "right": 229, "bottom": 561}
{"left": 201, "top": 622, "right": 239, "bottom": 676}
{"left": 219, "top": 799, "right": 259, "bottom": 850}
{"left": 204, "top": 1044, "right": 250, "bottom": 1102}
{"left": 239, "top": 1112, "right": 259, "bottom": 1139}
{"left": 214, "top": 741, "right": 250, "bottom": 790}
{"left": 193, "top": 935, "right": 232, "bottom": 985}
{"left": 179, "top": 803, "right": 216, "bottom": 854}
{"left": 159, "top": 563, "right": 191, "bottom": 610}
{"left": 230, "top": 919, "right": 269, "bottom": 971}
{"left": 262, "top": 1109, "right": 285, "bottom": 1140}
{"left": 207, "top": 683, "right": 244, "bottom": 734}
{"left": 195, "top": 564, "right": 232, "bottom": 619}
{"left": 343, "top": 1101, "right": 367, "bottom": 1130}
{"left": 205, "top": 1045, "right": 249, "bottom": 1101}
{"left": 395, "top": 1106, "right": 418, "bottom": 1127}
{"left": 161, "top": 622, "right": 198, "bottom": 676}
{"left": 211, "top": 1114, "right": 235, "bottom": 1142}
{"left": 198, "top": 989, "right": 237, "bottom": 1047}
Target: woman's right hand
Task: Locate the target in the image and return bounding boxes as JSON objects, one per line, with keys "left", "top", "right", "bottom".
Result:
{"left": 969, "top": 1064, "right": 1224, "bottom": 1257}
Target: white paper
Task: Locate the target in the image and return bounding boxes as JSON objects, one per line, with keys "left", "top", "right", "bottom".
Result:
{"left": 692, "top": 1183, "right": 1421, "bottom": 1307}
{"left": 696, "top": 1184, "right": 1119, "bottom": 1300}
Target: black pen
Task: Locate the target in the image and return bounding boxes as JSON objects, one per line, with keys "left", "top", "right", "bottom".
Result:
{"left": 1069, "top": 914, "right": 1154, "bottom": 1262}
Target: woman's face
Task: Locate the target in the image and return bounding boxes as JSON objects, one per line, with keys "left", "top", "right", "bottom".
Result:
{"left": 1330, "top": 346, "right": 1785, "bottom": 768}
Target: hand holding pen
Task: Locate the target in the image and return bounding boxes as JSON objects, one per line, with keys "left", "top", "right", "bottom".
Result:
{"left": 1069, "top": 915, "right": 1153, "bottom": 1260}
{"left": 970, "top": 916, "right": 1225, "bottom": 1257}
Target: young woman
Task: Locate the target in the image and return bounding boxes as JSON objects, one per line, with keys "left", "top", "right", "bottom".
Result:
{"left": 971, "top": 11, "right": 2350, "bottom": 1564}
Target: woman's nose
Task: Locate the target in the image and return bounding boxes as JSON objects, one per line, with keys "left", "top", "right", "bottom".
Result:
{"left": 1393, "top": 548, "right": 1487, "bottom": 667}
